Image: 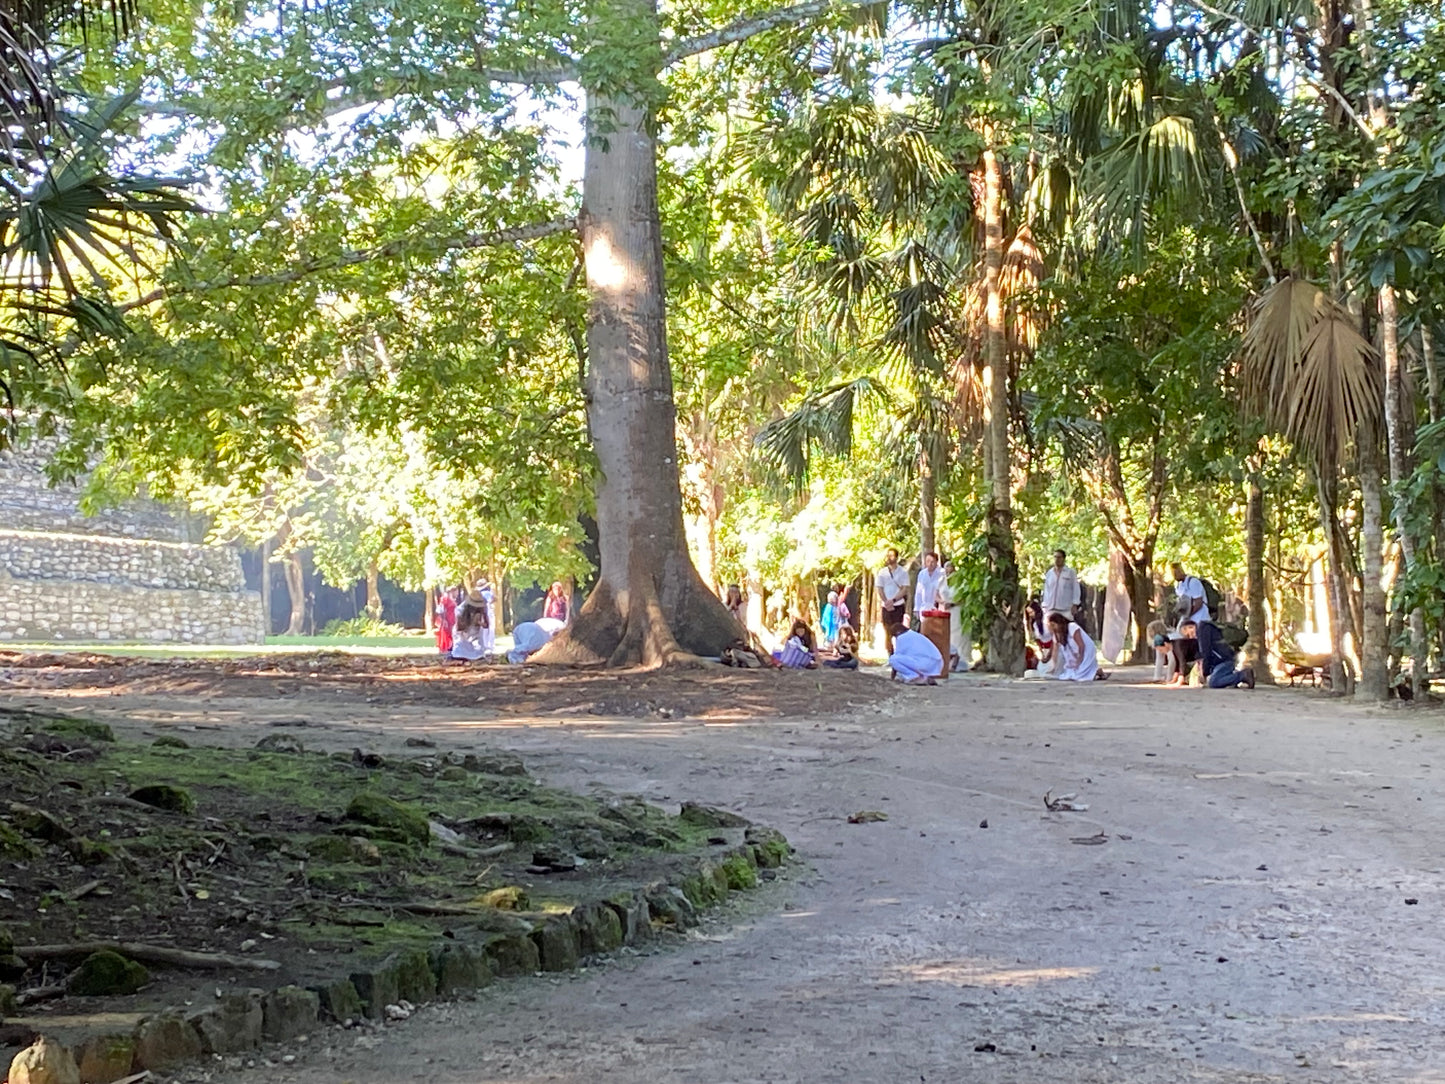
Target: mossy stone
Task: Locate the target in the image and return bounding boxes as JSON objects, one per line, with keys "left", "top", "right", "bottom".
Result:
{"left": 721, "top": 852, "right": 758, "bottom": 890}
{"left": 343, "top": 793, "right": 429, "bottom": 845}
{"left": 309, "top": 978, "right": 364, "bottom": 1023}
{"left": 151, "top": 735, "right": 190, "bottom": 749}
{"left": 575, "top": 902, "right": 624, "bottom": 956}
{"left": 745, "top": 826, "right": 790, "bottom": 868}
{"left": 75, "top": 1033, "right": 136, "bottom": 1083}
{"left": 129, "top": 784, "right": 195, "bottom": 814}
{"left": 484, "top": 933, "right": 540, "bottom": 977}
{"left": 41, "top": 718, "right": 115, "bottom": 743}
{"left": 429, "top": 942, "right": 492, "bottom": 997}
{"left": 532, "top": 919, "right": 580, "bottom": 972}
{"left": 678, "top": 802, "right": 750, "bottom": 829}
{"left": 0, "top": 822, "right": 39, "bottom": 859}
{"left": 393, "top": 948, "right": 437, "bottom": 1004}
{"left": 68, "top": 950, "right": 149, "bottom": 996}
{"left": 0, "top": 982, "right": 16, "bottom": 1016}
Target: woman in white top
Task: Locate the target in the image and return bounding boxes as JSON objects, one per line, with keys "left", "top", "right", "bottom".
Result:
{"left": 1045, "top": 612, "right": 1106, "bottom": 682}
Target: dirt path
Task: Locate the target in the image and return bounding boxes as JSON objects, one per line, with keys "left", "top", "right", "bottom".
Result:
{"left": 7, "top": 667, "right": 1445, "bottom": 1082}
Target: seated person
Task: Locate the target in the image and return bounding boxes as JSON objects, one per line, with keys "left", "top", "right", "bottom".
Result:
{"left": 1025, "top": 597, "right": 1054, "bottom": 672}
{"left": 889, "top": 627, "right": 943, "bottom": 685}
{"left": 824, "top": 625, "right": 860, "bottom": 670}
{"left": 777, "top": 618, "right": 817, "bottom": 669}
{"left": 1178, "top": 620, "right": 1254, "bottom": 689}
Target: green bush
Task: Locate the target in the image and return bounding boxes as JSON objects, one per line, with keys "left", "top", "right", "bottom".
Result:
{"left": 319, "top": 616, "right": 409, "bottom": 637}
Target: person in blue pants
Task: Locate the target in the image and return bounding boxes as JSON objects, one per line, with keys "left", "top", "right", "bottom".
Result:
{"left": 1179, "top": 620, "right": 1255, "bottom": 689}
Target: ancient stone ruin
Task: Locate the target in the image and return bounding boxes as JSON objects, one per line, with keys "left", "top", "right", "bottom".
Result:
{"left": 0, "top": 439, "right": 264, "bottom": 645}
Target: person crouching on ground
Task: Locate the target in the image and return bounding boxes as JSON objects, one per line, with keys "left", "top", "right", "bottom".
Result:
{"left": 1148, "top": 618, "right": 1179, "bottom": 684}
{"left": 889, "top": 627, "right": 942, "bottom": 685}
{"left": 1045, "top": 612, "right": 1108, "bottom": 682}
{"left": 1177, "top": 620, "right": 1255, "bottom": 689}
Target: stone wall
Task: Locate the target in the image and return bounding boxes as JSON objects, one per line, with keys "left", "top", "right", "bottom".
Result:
{"left": 0, "top": 578, "right": 265, "bottom": 644}
{"left": 0, "top": 440, "right": 204, "bottom": 542}
{"left": 0, "top": 435, "right": 264, "bottom": 645}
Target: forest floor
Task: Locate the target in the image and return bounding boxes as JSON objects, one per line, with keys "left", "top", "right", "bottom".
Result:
{"left": 3, "top": 655, "right": 1444, "bottom": 1082}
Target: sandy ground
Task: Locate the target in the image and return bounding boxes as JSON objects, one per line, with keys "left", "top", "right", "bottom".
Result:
{"left": 5, "top": 666, "right": 1445, "bottom": 1083}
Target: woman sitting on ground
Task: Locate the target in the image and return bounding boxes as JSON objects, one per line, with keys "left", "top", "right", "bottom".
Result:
{"left": 777, "top": 618, "right": 817, "bottom": 669}
{"left": 824, "top": 624, "right": 860, "bottom": 670}
{"left": 1046, "top": 612, "right": 1107, "bottom": 682}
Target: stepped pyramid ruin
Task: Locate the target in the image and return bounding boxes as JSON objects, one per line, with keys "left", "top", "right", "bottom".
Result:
{"left": 0, "top": 438, "right": 265, "bottom": 645}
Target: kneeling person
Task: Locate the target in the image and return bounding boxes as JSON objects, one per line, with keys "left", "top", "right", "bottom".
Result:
{"left": 890, "top": 627, "right": 943, "bottom": 685}
{"left": 1180, "top": 620, "right": 1254, "bottom": 689}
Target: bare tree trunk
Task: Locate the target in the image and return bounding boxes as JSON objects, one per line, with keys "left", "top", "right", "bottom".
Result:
{"left": 1380, "top": 283, "right": 1424, "bottom": 696}
{"left": 365, "top": 559, "right": 382, "bottom": 622}
{"left": 423, "top": 589, "right": 434, "bottom": 635}
{"left": 1357, "top": 433, "right": 1389, "bottom": 701}
{"left": 283, "top": 553, "right": 306, "bottom": 636}
{"left": 1313, "top": 464, "right": 1352, "bottom": 694}
{"left": 1245, "top": 472, "right": 1273, "bottom": 682}
{"left": 1423, "top": 323, "right": 1439, "bottom": 426}
{"left": 980, "top": 141, "right": 1024, "bottom": 675}
{"left": 259, "top": 538, "right": 272, "bottom": 637}
{"left": 919, "top": 446, "right": 937, "bottom": 557}
{"left": 535, "top": 7, "right": 739, "bottom": 666}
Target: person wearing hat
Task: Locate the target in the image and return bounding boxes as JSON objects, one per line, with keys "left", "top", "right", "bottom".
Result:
{"left": 451, "top": 587, "right": 490, "bottom": 661}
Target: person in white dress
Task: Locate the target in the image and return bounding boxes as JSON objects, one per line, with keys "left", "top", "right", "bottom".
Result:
{"left": 1045, "top": 612, "right": 1104, "bottom": 682}
{"left": 889, "top": 628, "right": 943, "bottom": 685}
{"left": 450, "top": 590, "right": 488, "bottom": 661}
{"left": 937, "top": 559, "right": 970, "bottom": 672}
{"left": 477, "top": 579, "right": 497, "bottom": 656}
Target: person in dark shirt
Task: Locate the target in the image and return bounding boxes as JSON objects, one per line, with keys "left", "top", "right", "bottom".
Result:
{"left": 1180, "top": 620, "right": 1255, "bottom": 689}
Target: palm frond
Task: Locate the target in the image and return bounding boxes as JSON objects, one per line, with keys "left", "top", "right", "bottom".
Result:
{"left": 753, "top": 376, "right": 894, "bottom": 488}
{"left": 1239, "top": 277, "right": 1381, "bottom": 461}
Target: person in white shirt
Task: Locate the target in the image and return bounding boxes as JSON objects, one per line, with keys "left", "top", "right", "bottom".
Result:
{"left": 1170, "top": 562, "right": 1211, "bottom": 625}
{"left": 1041, "top": 549, "right": 1080, "bottom": 619}
{"left": 875, "top": 547, "right": 910, "bottom": 655}
{"left": 937, "top": 559, "right": 970, "bottom": 672}
{"left": 914, "top": 551, "right": 945, "bottom": 614}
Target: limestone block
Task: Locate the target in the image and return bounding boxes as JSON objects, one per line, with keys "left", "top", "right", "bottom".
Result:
{"left": 261, "top": 985, "right": 320, "bottom": 1042}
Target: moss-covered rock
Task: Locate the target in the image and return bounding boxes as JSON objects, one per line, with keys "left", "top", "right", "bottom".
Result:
{"left": 343, "top": 793, "right": 429, "bottom": 845}
{"left": 575, "top": 902, "right": 624, "bottom": 956}
{"left": 746, "top": 825, "right": 790, "bottom": 868}
{"left": 429, "top": 942, "right": 492, "bottom": 997}
{"left": 678, "top": 802, "right": 750, "bottom": 829}
{"left": 532, "top": 918, "right": 580, "bottom": 972}
{"left": 0, "top": 982, "right": 17, "bottom": 1016}
{"left": 484, "top": 933, "right": 540, "bottom": 977}
{"left": 39, "top": 718, "right": 115, "bottom": 743}
{"left": 75, "top": 1033, "right": 136, "bottom": 1084}
{"left": 309, "top": 978, "right": 364, "bottom": 1023}
{"left": 721, "top": 851, "right": 759, "bottom": 890}
{"left": 128, "top": 784, "right": 195, "bottom": 814}
{"left": 68, "top": 950, "right": 149, "bottom": 996}
{"left": 151, "top": 735, "right": 190, "bottom": 749}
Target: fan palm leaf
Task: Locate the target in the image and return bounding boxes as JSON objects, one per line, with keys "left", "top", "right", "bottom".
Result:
{"left": 1239, "top": 277, "right": 1381, "bottom": 462}
{"left": 754, "top": 375, "right": 893, "bottom": 488}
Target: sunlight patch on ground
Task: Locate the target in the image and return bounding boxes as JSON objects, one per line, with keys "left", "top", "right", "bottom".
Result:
{"left": 894, "top": 960, "right": 1098, "bottom": 987}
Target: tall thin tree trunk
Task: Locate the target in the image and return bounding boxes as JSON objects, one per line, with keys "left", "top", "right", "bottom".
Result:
{"left": 919, "top": 445, "right": 937, "bottom": 557}
{"left": 980, "top": 140, "right": 1024, "bottom": 674}
{"left": 1357, "top": 433, "right": 1389, "bottom": 701}
{"left": 424, "top": 589, "right": 434, "bottom": 635}
{"left": 260, "top": 537, "right": 272, "bottom": 637}
{"left": 1422, "top": 323, "right": 1439, "bottom": 426}
{"left": 1245, "top": 472, "right": 1273, "bottom": 682}
{"left": 283, "top": 553, "right": 306, "bottom": 636}
{"left": 1380, "top": 282, "right": 1424, "bottom": 696}
{"left": 537, "top": 3, "right": 739, "bottom": 665}
{"left": 1313, "top": 464, "right": 1351, "bottom": 693}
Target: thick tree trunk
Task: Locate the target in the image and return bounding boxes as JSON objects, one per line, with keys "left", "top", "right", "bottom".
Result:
{"left": 1357, "top": 434, "right": 1389, "bottom": 701}
{"left": 1123, "top": 551, "right": 1155, "bottom": 664}
{"left": 535, "top": 18, "right": 740, "bottom": 666}
{"left": 1244, "top": 473, "right": 1273, "bottom": 682}
{"left": 365, "top": 559, "right": 382, "bottom": 622}
{"left": 980, "top": 141, "right": 1024, "bottom": 675}
{"left": 283, "top": 552, "right": 306, "bottom": 636}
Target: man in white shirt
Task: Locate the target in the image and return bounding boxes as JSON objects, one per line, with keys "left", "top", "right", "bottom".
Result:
{"left": 1041, "top": 549, "right": 1080, "bottom": 619}
{"left": 876, "top": 547, "right": 910, "bottom": 655}
{"left": 914, "top": 551, "right": 945, "bottom": 615}
{"left": 1171, "top": 562, "right": 1215, "bottom": 684}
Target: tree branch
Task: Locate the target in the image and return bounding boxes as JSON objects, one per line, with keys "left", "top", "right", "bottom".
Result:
{"left": 663, "top": 0, "right": 879, "bottom": 67}
{"left": 121, "top": 215, "right": 579, "bottom": 313}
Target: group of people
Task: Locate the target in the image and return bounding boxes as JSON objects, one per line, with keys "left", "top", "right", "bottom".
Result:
{"left": 433, "top": 579, "right": 573, "bottom": 665}
{"left": 876, "top": 547, "right": 966, "bottom": 685}
{"left": 1150, "top": 563, "right": 1255, "bottom": 690}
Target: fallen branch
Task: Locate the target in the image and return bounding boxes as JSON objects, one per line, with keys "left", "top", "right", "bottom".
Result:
{"left": 438, "top": 840, "right": 513, "bottom": 860}
{"left": 17, "top": 941, "right": 281, "bottom": 972}
{"left": 66, "top": 879, "right": 104, "bottom": 901}
{"left": 15, "top": 982, "right": 67, "bottom": 1006}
